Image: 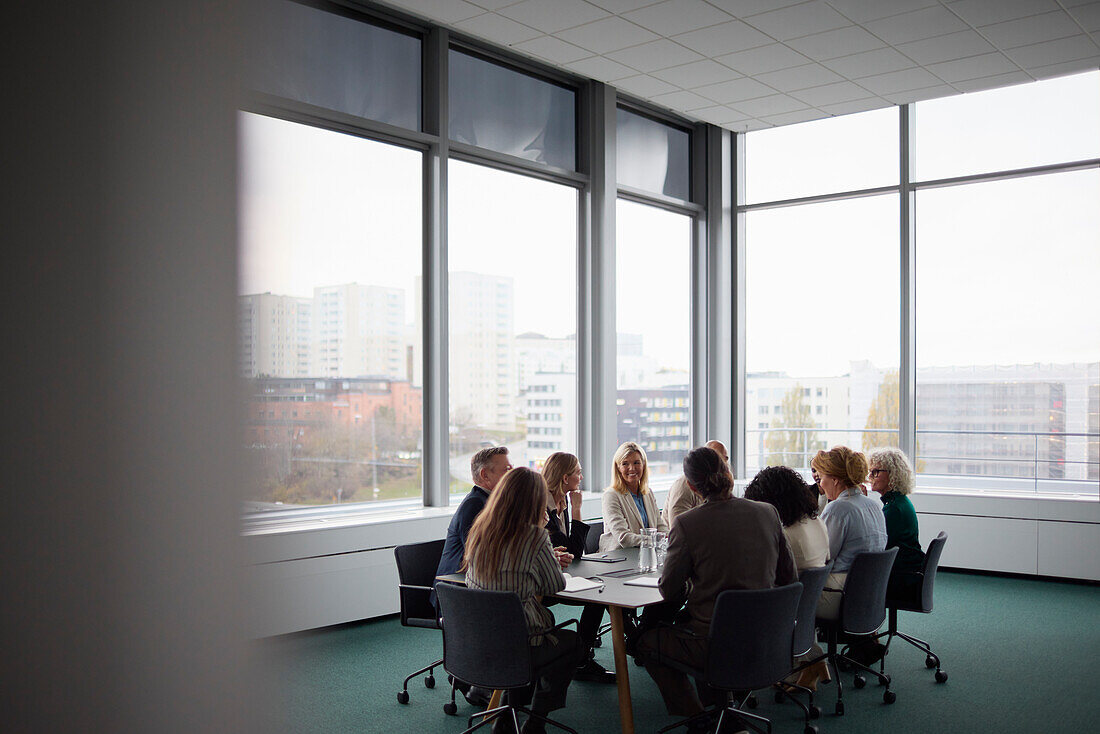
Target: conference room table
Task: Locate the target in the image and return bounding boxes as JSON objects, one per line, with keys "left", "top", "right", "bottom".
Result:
{"left": 438, "top": 547, "right": 665, "bottom": 734}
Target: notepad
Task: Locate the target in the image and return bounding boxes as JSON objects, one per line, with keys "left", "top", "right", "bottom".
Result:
{"left": 623, "top": 576, "right": 660, "bottom": 587}
{"left": 560, "top": 573, "right": 603, "bottom": 593}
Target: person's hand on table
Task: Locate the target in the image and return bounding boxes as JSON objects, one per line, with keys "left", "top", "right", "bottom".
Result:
{"left": 553, "top": 546, "right": 573, "bottom": 569}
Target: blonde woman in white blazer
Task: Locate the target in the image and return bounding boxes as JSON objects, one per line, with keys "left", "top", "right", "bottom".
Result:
{"left": 599, "top": 441, "right": 669, "bottom": 551}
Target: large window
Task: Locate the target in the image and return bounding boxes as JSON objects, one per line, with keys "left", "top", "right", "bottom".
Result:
{"left": 238, "top": 113, "right": 424, "bottom": 510}
{"left": 745, "top": 195, "right": 900, "bottom": 473}
{"left": 915, "top": 170, "right": 1100, "bottom": 492}
{"left": 447, "top": 161, "right": 578, "bottom": 494}
{"left": 616, "top": 200, "right": 693, "bottom": 487}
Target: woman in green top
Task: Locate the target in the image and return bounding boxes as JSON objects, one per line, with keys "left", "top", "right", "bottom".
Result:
{"left": 868, "top": 447, "right": 925, "bottom": 604}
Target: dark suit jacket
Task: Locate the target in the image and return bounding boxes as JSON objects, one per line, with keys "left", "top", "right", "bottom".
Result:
{"left": 659, "top": 496, "right": 797, "bottom": 634}
{"left": 436, "top": 485, "right": 489, "bottom": 580}
{"left": 545, "top": 509, "right": 589, "bottom": 558}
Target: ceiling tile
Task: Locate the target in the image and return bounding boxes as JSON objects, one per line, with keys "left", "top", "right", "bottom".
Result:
{"left": 790, "top": 80, "right": 876, "bottom": 105}
{"left": 587, "top": 0, "right": 665, "bottom": 12}
{"left": 690, "top": 105, "right": 747, "bottom": 124}
{"left": 754, "top": 62, "right": 845, "bottom": 91}
{"left": 650, "top": 89, "right": 717, "bottom": 110}
{"left": 947, "top": 0, "right": 1060, "bottom": 28}
{"left": 896, "top": 30, "right": 995, "bottom": 65}
{"left": 1030, "top": 57, "right": 1100, "bottom": 79}
{"left": 673, "top": 20, "right": 775, "bottom": 57}
{"left": 455, "top": 12, "right": 543, "bottom": 44}
{"left": 606, "top": 39, "right": 705, "bottom": 72}
{"left": 497, "top": 0, "right": 609, "bottom": 33}
{"left": 716, "top": 43, "right": 812, "bottom": 74}
{"left": 1067, "top": 3, "right": 1100, "bottom": 33}
{"left": 707, "top": 0, "right": 805, "bottom": 19}
{"left": 565, "top": 55, "right": 639, "bottom": 80}
{"left": 785, "top": 24, "right": 887, "bottom": 60}
{"left": 1004, "top": 33, "right": 1100, "bottom": 67}
{"left": 864, "top": 5, "right": 970, "bottom": 45}
{"left": 513, "top": 35, "right": 594, "bottom": 64}
{"left": 821, "top": 47, "right": 917, "bottom": 78}
{"left": 651, "top": 59, "right": 741, "bottom": 87}
{"left": 557, "top": 16, "right": 661, "bottom": 53}
{"left": 818, "top": 97, "right": 891, "bottom": 116}
{"left": 825, "top": 0, "right": 939, "bottom": 24}
{"left": 734, "top": 93, "right": 810, "bottom": 115}
{"left": 694, "top": 76, "right": 777, "bottom": 103}
{"left": 951, "top": 70, "right": 1033, "bottom": 91}
{"left": 858, "top": 66, "right": 944, "bottom": 94}
{"left": 468, "top": 0, "right": 525, "bottom": 10}
{"left": 623, "top": 0, "right": 733, "bottom": 37}
{"left": 925, "top": 52, "right": 1020, "bottom": 82}
{"left": 759, "top": 108, "right": 827, "bottom": 126}
{"left": 614, "top": 73, "right": 681, "bottom": 97}
{"left": 388, "top": 0, "right": 486, "bottom": 23}
{"left": 979, "top": 11, "right": 1082, "bottom": 50}
{"left": 884, "top": 83, "right": 958, "bottom": 104}
{"left": 746, "top": 1, "right": 850, "bottom": 40}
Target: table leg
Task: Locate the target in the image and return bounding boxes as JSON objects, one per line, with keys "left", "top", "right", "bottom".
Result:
{"left": 607, "top": 606, "right": 635, "bottom": 734}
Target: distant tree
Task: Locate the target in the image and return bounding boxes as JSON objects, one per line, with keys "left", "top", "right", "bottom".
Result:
{"left": 863, "top": 370, "right": 925, "bottom": 471}
{"left": 765, "top": 384, "right": 818, "bottom": 468}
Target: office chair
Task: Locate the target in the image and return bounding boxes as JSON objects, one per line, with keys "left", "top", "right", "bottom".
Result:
{"left": 583, "top": 520, "right": 603, "bottom": 554}
{"left": 772, "top": 564, "right": 832, "bottom": 727}
{"left": 878, "top": 531, "right": 949, "bottom": 683}
{"left": 393, "top": 539, "right": 446, "bottom": 705}
{"left": 816, "top": 548, "right": 898, "bottom": 716}
{"left": 436, "top": 583, "right": 581, "bottom": 734}
{"left": 653, "top": 583, "right": 804, "bottom": 734}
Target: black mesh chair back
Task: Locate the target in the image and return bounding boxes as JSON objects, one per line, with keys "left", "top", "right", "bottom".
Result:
{"left": 436, "top": 583, "right": 533, "bottom": 691}
{"left": 840, "top": 548, "right": 897, "bottom": 635}
{"left": 395, "top": 539, "right": 446, "bottom": 629}
{"left": 915, "top": 532, "right": 948, "bottom": 613}
{"left": 705, "top": 583, "right": 803, "bottom": 692}
{"left": 584, "top": 521, "right": 603, "bottom": 554}
{"left": 793, "top": 565, "right": 831, "bottom": 658}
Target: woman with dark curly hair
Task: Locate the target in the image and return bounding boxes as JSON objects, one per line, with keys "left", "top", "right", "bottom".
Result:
{"left": 744, "top": 465, "right": 829, "bottom": 571}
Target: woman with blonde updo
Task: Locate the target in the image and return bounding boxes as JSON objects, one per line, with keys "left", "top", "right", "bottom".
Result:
{"left": 813, "top": 445, "right": 887, "bottom": 621}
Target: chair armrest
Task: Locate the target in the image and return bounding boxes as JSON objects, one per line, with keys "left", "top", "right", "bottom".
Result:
{"left": 399, "top": 583, "right": 434, "bottom": 593}
{"left": 549, "top": 618, "right": 579, "bottom": 633}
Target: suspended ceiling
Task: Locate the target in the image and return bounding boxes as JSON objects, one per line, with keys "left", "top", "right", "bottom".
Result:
{"left": 375, "top": 0, "right": 1100, "bottom": 131}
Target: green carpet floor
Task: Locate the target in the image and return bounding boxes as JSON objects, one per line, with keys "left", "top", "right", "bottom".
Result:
{"left": 254, "top": 572, "right": 1100, "bottom": 733}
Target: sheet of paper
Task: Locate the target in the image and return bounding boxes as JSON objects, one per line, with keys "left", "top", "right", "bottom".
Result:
{"left": 623, "top": 576, "right": 660, "bottom": 587}
{"left": 560, "top": 573, "right": 603, "bottom": 593}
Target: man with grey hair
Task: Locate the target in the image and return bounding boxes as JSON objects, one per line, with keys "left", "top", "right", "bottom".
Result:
{"left": 664, "top": 440, "right": 729, "bottom": 526}
{"left": 434, "top": 445, "right": 512, "bottom": 705}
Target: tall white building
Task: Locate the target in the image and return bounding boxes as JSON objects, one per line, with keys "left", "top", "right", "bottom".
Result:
{"left": 515, "top": 332, "right": 575, "bottom": 395}
{"left": 520, "top": 371, "right": 577, "bottom": 469}
{"left": 311, "top": 283, "right": 406, "bottom": 380}
{"left": 448, "top": 271, "right": 515, "bottom": 432}
{"left": 239, "top": 293, "right": 312, "bottom": 378}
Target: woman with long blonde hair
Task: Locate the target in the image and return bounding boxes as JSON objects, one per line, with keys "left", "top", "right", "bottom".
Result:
{"left": 463, "top": 467, "right": 584, "bottom": 730}
{"left": 598, "top": 441, "right": 669, "bottom": 551}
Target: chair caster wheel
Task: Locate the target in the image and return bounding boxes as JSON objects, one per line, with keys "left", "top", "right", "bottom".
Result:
{"left": 804, "top": 725, "right": 818, "bottom": 734}
{"left": 883, "top": 690, "right": 896, "bottom": 704}
{"left": 747, "top": 694, "right": 757, "bottom": 709}
{"left": 397, "top": 691, "right": 410, "bottom": 705}
{"left": 935, "top": 670, "right": 948, "bottom": 683}
{"left": 853, "top": 675, "right": 866, "bottom": 689}
{"left": 809, "top": 704, "right": 821, "bottom": 720}
{"left": 835, "top": 701, "right": 845, "bottom": 716}
{"left": 443, "top": 702, "right": 457, "bottom": 716}
{"left": 425, "top": 674, "right": 435, "bottom": 689}
{"left": 925, "top": 655, "right": 937, "bottom": 669}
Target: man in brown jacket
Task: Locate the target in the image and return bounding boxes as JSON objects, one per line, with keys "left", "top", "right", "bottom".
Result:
{"left": 636, "top": 446, "right": 796, "bottom": 728}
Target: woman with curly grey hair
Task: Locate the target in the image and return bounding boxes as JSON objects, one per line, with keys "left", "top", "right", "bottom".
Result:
{"left": 868, "top": 447, "right": 925, "bottom": 604}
